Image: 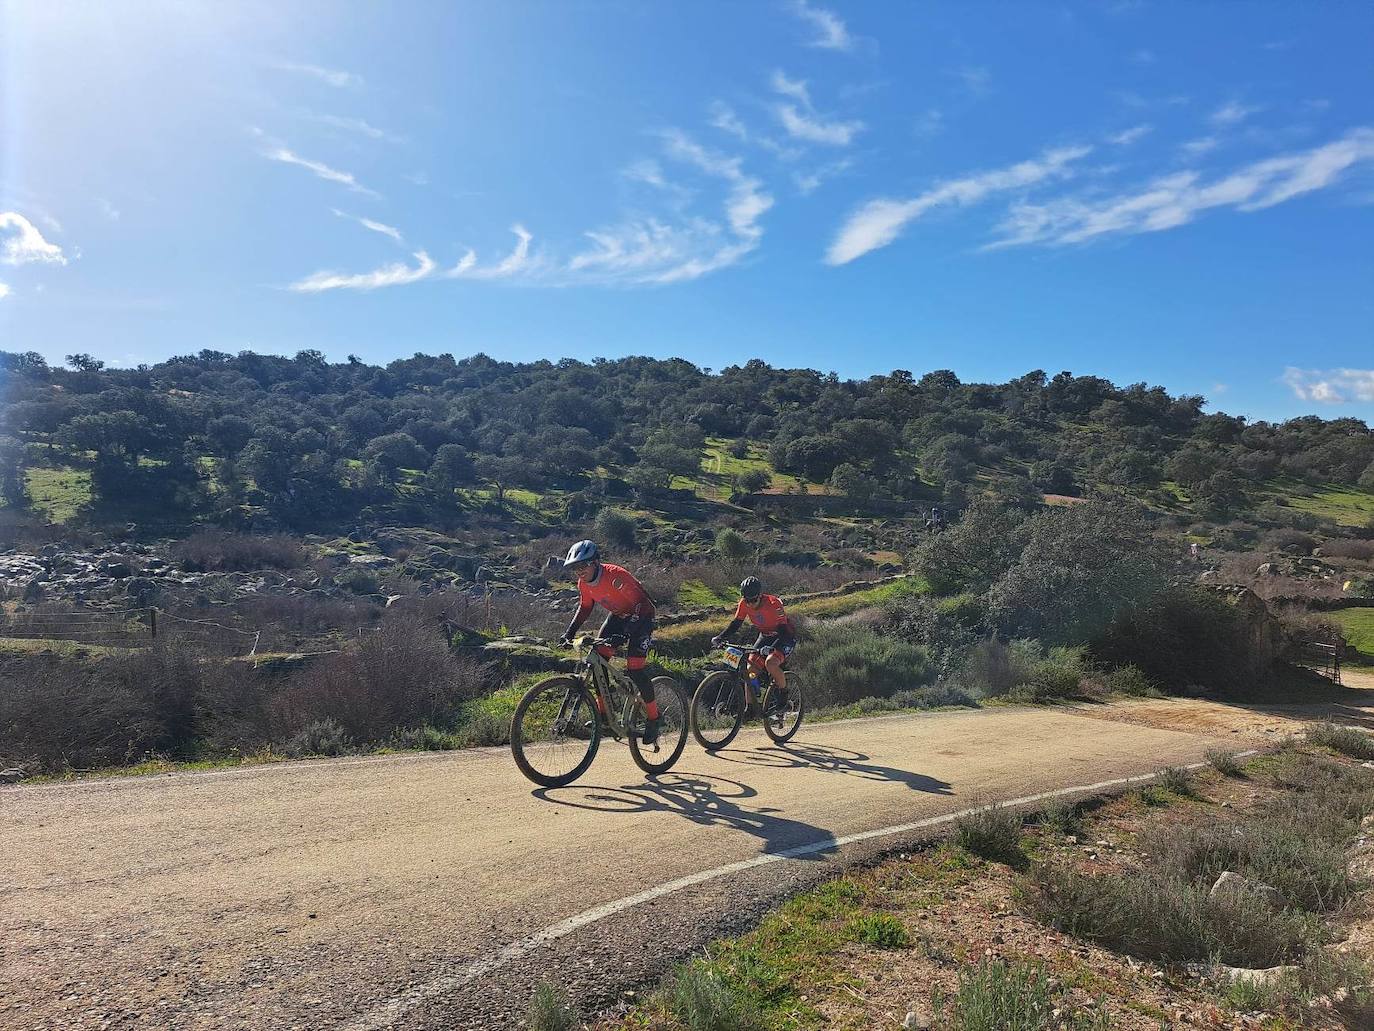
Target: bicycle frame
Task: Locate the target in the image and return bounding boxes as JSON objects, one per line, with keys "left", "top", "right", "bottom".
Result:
{"left": 574, "top": 639, "right": 643, "bottom": 741}
{"left": 720, "top": 644, "right": 774, "bottom": 705}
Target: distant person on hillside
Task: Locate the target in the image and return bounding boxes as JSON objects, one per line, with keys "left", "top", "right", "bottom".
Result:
{"left": 711, "top": 577, "right": 796, "bottom": 702}
{"left": 558, "top": 540, "right": 661, "bottom": 744}
{"left": 1190, "top": 542, "right": 1200, "bottom": 562}
{"left": 925, "top": 507, "right": 945, "bottom": 532}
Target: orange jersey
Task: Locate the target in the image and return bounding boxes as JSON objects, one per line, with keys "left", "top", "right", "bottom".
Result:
{"left": 575, "top": 562, "right": 655, "bottom": 620}
{"left": 734, "top": 593, "right": 791, "bottom": 634}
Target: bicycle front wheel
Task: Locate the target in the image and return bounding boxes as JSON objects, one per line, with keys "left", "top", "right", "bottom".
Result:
{"left": 628, "top": 677, "right": 689, "bottom": 776}
{"left": 763, "top": 671, "right": 804, "bottom": 744}
{"left": 690, "top": 670, "right": 746, "bottom": 751}
{"left": 510, "top": 675, "right": 600, "bottom": 787}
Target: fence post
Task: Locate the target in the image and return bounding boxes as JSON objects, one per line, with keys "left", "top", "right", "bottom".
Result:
{"left": 148, "top": 607, "right": 157, "bottom": 641}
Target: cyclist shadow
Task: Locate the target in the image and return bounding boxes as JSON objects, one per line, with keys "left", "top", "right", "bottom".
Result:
{"left": 533, "top": 772, "right": 840, "bottom": 859}
{"left": 709, "top": 741, "right": 954, "bottom": 796}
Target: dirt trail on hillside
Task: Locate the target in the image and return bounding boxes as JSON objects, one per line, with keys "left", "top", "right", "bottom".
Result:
{"left": 3, "top": 694, "right": 1371, "bottom": 1030}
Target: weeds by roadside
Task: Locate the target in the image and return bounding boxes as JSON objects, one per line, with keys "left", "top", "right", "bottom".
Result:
{"left": 954, "top": 803, "right": 1026, "bottom": 867}
{"left": 527, "top": 983, "right": 578, "bottom": 1031}
{"left": 1307, "top": 722, "right": 1374, "bottom": 760}
{"left": 1204, "top": 748, "right": 1244, "bottom": 776}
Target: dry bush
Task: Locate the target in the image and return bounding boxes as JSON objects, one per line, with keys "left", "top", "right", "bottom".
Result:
{"left": 268, "top": 614, "right": 492, "bottom": 744}
{"left": 1320, "top": 538, "right": 1374, "bottom": 561}
{"left": 173, "top": 529, "right": 308, "bottom": 572}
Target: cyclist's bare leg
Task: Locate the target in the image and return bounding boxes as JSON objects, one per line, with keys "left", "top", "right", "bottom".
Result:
{"left": 764, "top": 650, "right": 786, "bottom": 693}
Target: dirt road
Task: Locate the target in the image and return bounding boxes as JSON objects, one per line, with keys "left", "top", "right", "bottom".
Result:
{"left": 2, "top": 695, "right": 1366, "bottom": 1030}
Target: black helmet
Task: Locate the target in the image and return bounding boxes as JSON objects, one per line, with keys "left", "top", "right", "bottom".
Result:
{"left": 740, "top": 576, "right": 763, "bottom": 601}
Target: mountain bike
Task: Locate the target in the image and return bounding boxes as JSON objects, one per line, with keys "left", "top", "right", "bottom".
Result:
{"left": 510, "top": 637, "right": 689, "bottom": 787}
{"left": 689, "top": 644, "right": 804, "bottom": 751}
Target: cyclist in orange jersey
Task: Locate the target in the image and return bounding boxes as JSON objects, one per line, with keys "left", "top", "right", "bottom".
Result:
{"left": 711, "top": 576, "right": 795, "bottom": 698}
{"left": 558, "top": 539, "right": 661, "bottom": 744}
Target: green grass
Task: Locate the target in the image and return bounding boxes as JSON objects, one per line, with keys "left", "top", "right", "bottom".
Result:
{"left": 1259, "top": 478, "right": 1374, "bottom": 527}
{"left": 676, "top": 579, "right": 739, "bottom": 610}
{"left": 669, "top": 437, "right": 812, "bottom": 502}
{"left": 1331, "top": 608, "right": 1374, "bottom": 663}
{"left": 21, "top": 465, "right": 92, "bottom": 523}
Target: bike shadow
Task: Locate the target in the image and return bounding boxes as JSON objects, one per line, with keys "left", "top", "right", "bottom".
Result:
{"left": 533, "top": 772, "right": 839, "bottom": 859}
{"left": 708, "top": 741, "right": 954, "bottom": 796}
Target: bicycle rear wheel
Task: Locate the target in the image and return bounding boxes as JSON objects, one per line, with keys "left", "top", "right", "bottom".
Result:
{"left": 762, "top": 671, "right": 804, "bottom": 744}
{"left": 510, "top": 675, "right": 600, "bottom": 787}
{"left": 628, "top": 676, "right": 689, "bottom": 776}
{"left": 690, "top": 670, "right": 746, "bottom": 751}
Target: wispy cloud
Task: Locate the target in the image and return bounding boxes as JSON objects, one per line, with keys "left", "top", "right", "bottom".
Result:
{"left": 307, "top": 112, "right": 398, "bottom": 142}
{"left": 1282, "top": 367, "right": 1374, "bottom": 404}
{"left": 0, "top": 282, "right": 10, "bottom": 299}
{"left": 825, "top": 144, "right": 1092, "bottom": 265}
{"left": 1180, "top": 136, "right": 1220, "bottom": 157}
{"left": 788, "top": 0, "right": 853, "bottom": 51}
{"left": 332, "top": 209, "right": 403, "bottom": 243}
{"left": 794, "top": 157, "right": 853, "bottom": 195}
{"left": 770, "top": 70, "right": 863, "bottom": 146}
{"left": 0, "top": 211, "right": 68, "bottom": 266}
{"left": 954, "top": 66, "right": 992, "bottom": 96}
{"left": 1107, "top": 124, "right": 1152, "bottom": 146}
{"left": 1211, "top": 100, "right": 1262, "bottom": 126}
{"left": 262, "top": 146, "right": 379, "bottom": 197}
{"left": 272, "top": 61, "right": 363, "bottom": 89}
{"left": 709, "top": 102, "right": 749, "bottom": 141}
{"left": 989, "top": 127, "right": 1374, "bottom": 248}
{"left": 1130, "top": 48, "right": 1157, "bottom": 65}
{"left": 913, "top": 108, "right": 944, "bottom": 138}
{"left": 287, "top": 226, "right": 536, "bottom": 292}
{"left": 98, "top": 198, "right": 121, "bottom": 221}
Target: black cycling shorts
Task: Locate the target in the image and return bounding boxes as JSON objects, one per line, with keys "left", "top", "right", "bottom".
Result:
{"left": 756, "top": 630, "right": 796, "bottom": 662}
{"left": 599, "top": 613, "right": 654, "bottom": 659}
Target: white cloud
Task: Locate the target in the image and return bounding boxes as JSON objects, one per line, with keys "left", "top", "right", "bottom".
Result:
{"left": 769, "top": 70, "right": 863, "bottom": 146}
{"left": 286, "top": 226, "right": 535, "bottom": 292}
{"left": 913, "top": 109, "right": 944, "bottom": 138}
{"left": 1107, "top": 124, "right": 1152, "bottom": 146}
{"left": 770, "top": 70, "right": 812, "bottom": 107}
{"left": 990, "top": 127, "right": 1374, "bottom": 248}
{"left": 1211, "top": 101, "right": 1261, "bottom": 126}
{"left": 1282, "top": 368, "right": 1374, "bottom": 404}
{"left": 776, "top": 104, "right": 863, "bottom": 146}
{"left": 262, "top": 146, "right": 378, "bottom": 197}
{"left": 289, "top": 251, "right": 435, "bottom": 292}
{"left": 0, "top": 211, "right": 67, "bottom": 266}
{"left": 709, "top": 102, "right": 749, "bottom": 141}
{"left": 272, "top": 61, "right": 362, "bottom": 89}
{"left": 98, "top": 198, "right": 121, "bottom": 221}
{"left": 825, "top": 144, "right": 1092, "bottom": 265}
{"left": 794, "top": 157, "right": 853, "bottom": 195}
{"left": 332, "top": 208, "right": 403, "bottom": 243}
{"left": 0, "top": 282, "right": 10, "bottom": 299}
{"left": 623, "top": 159, "right": 668, "bottom": 189}
{"left": 955, "top": 66, "right": 992, "bottom": 96}
{"left": 789, "top": 0, "right": 853, "bottom": 51}
{"left": 308, "top": 113, "right": 397, "bottom": 141}
{"left": 1180, "top": 136, "right": 1219, "bottom": 157}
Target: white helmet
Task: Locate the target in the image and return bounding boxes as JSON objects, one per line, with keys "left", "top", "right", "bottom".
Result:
{"left": 563, "top": 540, "right": 600, "bottom": 567}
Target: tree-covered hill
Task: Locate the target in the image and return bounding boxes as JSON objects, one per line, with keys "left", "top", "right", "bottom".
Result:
{"left": 1, "top": 348, "right": 1372, "bottom": 532}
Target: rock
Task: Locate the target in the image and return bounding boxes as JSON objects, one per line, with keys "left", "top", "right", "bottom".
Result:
{"left": 0, "top": 767, "right": 26, "bottom": 784}
{"left": 1217, "top": 964, "right": 1297, "bottom": 988}
{"left": 902, "top": 1007, "right": 933, "bottom": 1030}
{"left": 1256, "top": 562, "right": 1278, "bottom": 576}
{"left": 348, "top": 555, "right": 394, "bottom": 569}
{"left": 1210, "top": 871, "right": 1288, "bottom": 910}
{"left": 97, "top": 560, "right": 132, "bottom": 579}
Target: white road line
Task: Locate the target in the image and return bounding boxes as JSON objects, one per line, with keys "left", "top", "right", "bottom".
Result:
{"left": 347, "top": 752, "right": 1258, "bottom": 1029}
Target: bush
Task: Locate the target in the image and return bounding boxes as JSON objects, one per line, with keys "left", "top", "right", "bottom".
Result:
{"left": 669, "top": 962, "right": 759, "bottom": 1031}
{"left": 1027, "top": 865, "right": 1317, "bottom": 968}
{"left": 526, "top": 983, "right": 577, "bottom": 1031}
{"left": 1205, "top": 748, "right": 1244, "bottom": 776}
{"left": 284, "top": 717, "right": 354, "bottom": 757}
{"left": 1156, "top": 765, "right": 1194, "bottom": 796}
{"left": 594, "top": 508, "right": 638, "bottom": 550}
{"left": 715, "top": 527, "right": 751, "bottom": 562}
{"left": 1321, "top": 538, "right": 1374, "bottom": 561}
{"left": 795, "top": 625, "right": 934, "bottom": 707}
{"left": 1306, "top": 723, "right": 1374, "bottom": 760}
{"left": 954, "top": 639, "right": 1086, "bottom": 702}
{"left": 954, "top": 804, "right": 1024, "bottom": 865}
{"left": 1037, "top": 798, "right": 1083, "bottom": 836}
{"left": 173, "top": 529, "right": 307, "bottom": 572}
{"left": 269, "top": 615, "right": 491, "bottom": 746}
{"left": 934, "top": 958, "right": 1055, "bottom": 1031}
{"left": 1098, "top": 664, "right": 1158, "bottom": 697}
{"left": 911, "top": 499, "right": 1028, "bottom": 595}
{"left": 851, "top": 912, "right": 911, "bottom": 949}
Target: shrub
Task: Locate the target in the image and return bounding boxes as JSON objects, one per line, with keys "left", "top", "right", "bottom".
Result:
{"left": 1027, "top": 865, "right": 1317, "bottom": 967}
{"left": 715, "top": 528, "right": 751, "bottom": 562}
{"left": 954, "top": 804, "right": 1024, "bottom": 865}
{"left": 454, "top": 709, "right": 508, "bottom": 747}
{"left": 669, "top": 962, "right": 759, "bottom": 1031}
{"left": 934, "top": 959, "right": 1055, "bottom": 1031}
{"left": 1306, "top": 723, "right": 1374, "bottom": 760}
{"left": 1037, "top": 797, "right": 1083, "bottom": 836}
{"left": 269, "top": 615, "right": 491, "bottom": 745}
{"left": 1099, "top": 665, "right": 1158, "bottom": 697}
{"left": 794, "top": 624, "right": 934, "bottom": 707}
{"left": 526, "top": 983, "right": 577, "bottom": 1031}
{"left": 173, "top": 529, "right": 307, "bottom": 572}
{"left": 1321, "top": 538, "right": 1374, "bottom": 561}
{"left": 1205, "top": 748, "right": 1244, "bottom": 776}
{"left": 954, "top": 639, "right": 1086, "bottom": 702}
{"left": 594, "top": 508, "right": 638, "bottom": 550}
{"left": 1156, "top": 765, "right": 1194, "bottom": 796}
{"left": 911, "top": 499, "right": 1029, "bottom": 595}
{"left": 390, "top": 725, "right": 455, "bottom": 751}
{"left": 284, "top": 718, "right": 354, "bottom": 757}
{"left": 851, "top": 913, "right": 911, "bottom": 949}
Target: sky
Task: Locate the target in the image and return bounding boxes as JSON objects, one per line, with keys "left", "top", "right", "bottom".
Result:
{"left": 1, "top": 0, "right": 1372, "bottom": 423}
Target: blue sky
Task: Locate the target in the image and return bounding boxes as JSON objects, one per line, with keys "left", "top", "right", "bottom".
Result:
{"left": 2, "top": 0, "right": 1372, "bottom": 421}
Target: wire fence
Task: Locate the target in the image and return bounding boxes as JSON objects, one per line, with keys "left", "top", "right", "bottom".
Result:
{"left": 0, "top": 606, "right": 262, "bottom": 655}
